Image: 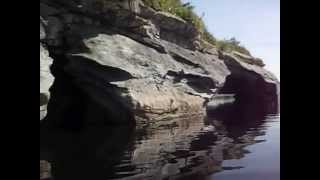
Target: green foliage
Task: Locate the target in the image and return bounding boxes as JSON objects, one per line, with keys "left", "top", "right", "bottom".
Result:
{"left": 142, "top": 0, "right": 204, "bottom": 31}
{"left": 216, "top": 37, "right": 251, "bottom": 55}
{"left": 202, "top": 28, "right": 217, "bottom": 45}
{"left": 234, "top": 45, "right": 251, "bottom": 55}
{"left": 142, "top": 0, "right": 251, "bottom": 55}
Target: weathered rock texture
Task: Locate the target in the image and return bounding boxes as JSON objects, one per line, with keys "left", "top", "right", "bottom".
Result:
{"left": 40, "top": 160, "right": 52, "bottom": 179}
{"left": 40, "top": 16, "right": 54, "bottom": 120}
{"left": 40, "top": 0, "right": 279, "bottom": 128}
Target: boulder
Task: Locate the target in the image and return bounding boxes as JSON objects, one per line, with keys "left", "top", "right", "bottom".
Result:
{"left": 232, "top": 51, "right": 266, "bottom": 67}
{"left": 40, "top": 17, "right": 54, "bottom": 120}
{"left": 39, "top": 0, "right": 279, "bottom": 127}
{"left": 40, "top": 44, "right": 54, "bottom": 120}
{"left": 40, "top": 160, "right": 52, "bottom": 179}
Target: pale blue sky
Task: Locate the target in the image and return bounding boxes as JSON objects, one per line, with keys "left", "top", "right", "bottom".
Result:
{"left": 183, "top": 0, "right": 280, "bottom": 79}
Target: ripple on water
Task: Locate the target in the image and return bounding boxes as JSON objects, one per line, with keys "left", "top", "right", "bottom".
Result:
{"left": 40, "top": 100, "right": 280, "bottom": 180}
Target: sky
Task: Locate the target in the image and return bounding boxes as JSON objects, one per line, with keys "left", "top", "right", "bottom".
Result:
{"left": 182, "top": 0, "right": 280, "bottom": 79}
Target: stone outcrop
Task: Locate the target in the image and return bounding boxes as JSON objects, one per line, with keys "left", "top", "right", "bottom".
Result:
{"left": 232, "top": 51, "right": 265, "bottom": 67}
{"left": 40, "top": 1, "right": 280, "bottom": 179}
{"left": 40, "top": 0, "right": 279, "bottom": 128}
{"left": 218, "top": 51, "right": 279, "bottom": 105}
{"left": 40, "top": 17, "right": 54, "bottom": 120}
{"left": 40, "top": 160, "right": 52, "bottom": 179}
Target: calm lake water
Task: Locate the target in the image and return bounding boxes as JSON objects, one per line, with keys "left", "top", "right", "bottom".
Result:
{"left": 210, "top": 114, "right": 280, "bottom": 180}
{"left": 40, "top": 98, "right": 280, "bottom": 180}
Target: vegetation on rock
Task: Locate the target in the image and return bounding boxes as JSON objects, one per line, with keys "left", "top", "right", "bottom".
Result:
{"left": 216, "top": 37, "right": 251, "bottom": 55}
{"left": 141, "top": 0, "right": 251, "bottom": 55}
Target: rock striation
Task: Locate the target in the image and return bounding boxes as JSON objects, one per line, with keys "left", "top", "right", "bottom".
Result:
{"left": 40, "top": 0, "right": 279, "bottom": 128}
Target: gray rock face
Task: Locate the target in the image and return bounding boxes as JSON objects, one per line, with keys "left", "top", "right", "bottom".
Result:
{"left": 40, "top": 0, "right": 279, "bottom": 127}
{"left": 40, "top": 44, "right": 54, "bottom": 120}
{"left": 232, "top": 51, "right": 266, "bottom": 67}
{"left": 40, "top": 17, "right": 54, "bottom": 120}
{"left": 40, "top": 17, "right": 46, "bottom": 40}
{"left": 218, "top": 51, "right": 279, "bottom": 105}
{"left": 40, "top": 160, "right": 52, "bottom": 179}
{"left": 63, "top": 32, "right": 211, "bottom": 127}
{"left": 148, "top": 10, "right": 201, "bottom": 50}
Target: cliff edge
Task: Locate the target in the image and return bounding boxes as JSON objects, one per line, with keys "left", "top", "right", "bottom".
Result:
{"left": 40, "top": 0, "right": 279, "bottom": 128}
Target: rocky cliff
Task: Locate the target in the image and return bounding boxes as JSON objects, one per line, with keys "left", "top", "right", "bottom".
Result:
{"left": 40, "top": 0, "right": 279, "bottom": 129}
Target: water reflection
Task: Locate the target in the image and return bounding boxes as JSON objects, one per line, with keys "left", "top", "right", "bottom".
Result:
{"left": 40, "top": 98, "right": 279, "bottom": 180}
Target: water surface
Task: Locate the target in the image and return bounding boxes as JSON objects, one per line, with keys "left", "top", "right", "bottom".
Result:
{"left": 210, "top": 114, "right": 280, "bottom": 180}
{"left": 40, "top": 99, "right": 279, "bottom": 180}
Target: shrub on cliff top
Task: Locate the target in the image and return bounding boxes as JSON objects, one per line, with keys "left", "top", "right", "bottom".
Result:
{"left": 216, "top": 37, "right": 251, "bottom": 55}
{"left": 142, "top": 0, "right": 205, "bottom": 31}
{"left": 142, "top": 0, "right": 250, "bottom": 55}
{"left": 202, "top": 28, "right": 217, "bottom": 45}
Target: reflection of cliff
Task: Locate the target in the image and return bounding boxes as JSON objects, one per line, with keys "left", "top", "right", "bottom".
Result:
{"left": 40, "top": 97, "right": 278, "bottom": 180}
{"left": 207, "top": 89, "right": 279, "bottom": 138}
{"left": 40, "top": 126, "right": 135, "bottom": 180}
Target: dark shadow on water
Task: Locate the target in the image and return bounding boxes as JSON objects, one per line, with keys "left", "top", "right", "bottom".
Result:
{"left": 40, "top": 126, "right": 136, "bottom": 180}
{"left": 222, "top": 166, "right": 245, "bottom": 170}
{"left": 206, "top": 89, "right": 279, "bottom": 139}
